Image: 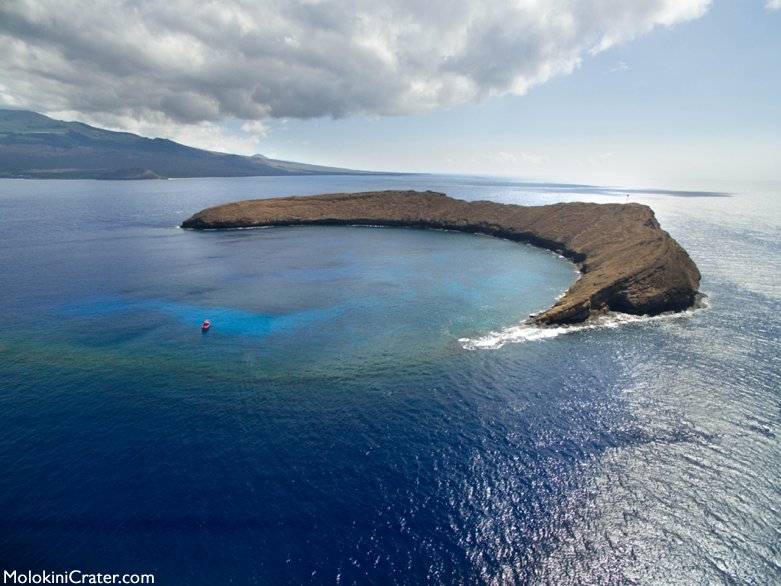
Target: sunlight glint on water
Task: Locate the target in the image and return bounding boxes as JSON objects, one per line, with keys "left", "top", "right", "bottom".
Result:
{"left": 0, "top": 176, "right": 778, "bottom": 585}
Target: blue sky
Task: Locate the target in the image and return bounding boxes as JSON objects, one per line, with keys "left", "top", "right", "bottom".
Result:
{"left": 257, "top": 2, "right": 781, "bottom": 183}
{"left": 1, "top": 0, "right": 779, "bottom": 184}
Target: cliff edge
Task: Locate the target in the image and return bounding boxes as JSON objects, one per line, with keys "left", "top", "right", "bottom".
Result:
{"left": 181, "top": 190, "right": 701, "bottom": 325}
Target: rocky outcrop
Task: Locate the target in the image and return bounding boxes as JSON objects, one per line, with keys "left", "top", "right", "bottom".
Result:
{"left": 181, "top": 190, "right": 701, "bottom": 325}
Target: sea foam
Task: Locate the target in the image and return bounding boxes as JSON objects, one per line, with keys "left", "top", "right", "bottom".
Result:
{"left": 459, "top": 303, "right": 705, "bottom": 350}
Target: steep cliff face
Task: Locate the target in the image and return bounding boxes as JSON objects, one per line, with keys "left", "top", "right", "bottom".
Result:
{"left": 181, "top": 191, "right": 701, "bottom": 325}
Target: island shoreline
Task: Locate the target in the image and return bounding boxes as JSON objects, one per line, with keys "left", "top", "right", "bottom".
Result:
{"left": 181, "top": 190, "right": 701, "bottom": 326}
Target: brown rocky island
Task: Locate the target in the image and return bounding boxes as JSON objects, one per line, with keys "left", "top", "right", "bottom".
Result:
{"left": 181, "top": 190, "right": 701, "bottom": 325}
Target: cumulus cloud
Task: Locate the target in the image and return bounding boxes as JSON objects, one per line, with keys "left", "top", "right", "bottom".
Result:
{"left": 766, "top": 0, "right": 781, "bottom": 9}
{"left": 46, "top": 108, "right": 270, "bottom": 154}
{"left": 0, "top": 0, "right": 711, "bottom": 128}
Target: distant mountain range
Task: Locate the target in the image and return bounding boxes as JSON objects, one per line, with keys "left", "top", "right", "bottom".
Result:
{"left": 0, "top": 110, "right": 377, "bottom": 179}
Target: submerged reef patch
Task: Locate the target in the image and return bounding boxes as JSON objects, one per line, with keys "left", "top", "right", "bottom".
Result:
{"left": 182, "top": 191, "right": 701, "bottom": 325}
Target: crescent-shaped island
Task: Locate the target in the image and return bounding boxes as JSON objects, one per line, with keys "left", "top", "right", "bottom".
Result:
{"left": 181, "top": 190, "right": 701, "bottom": 326}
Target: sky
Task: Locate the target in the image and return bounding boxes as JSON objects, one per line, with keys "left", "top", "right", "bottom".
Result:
{"left": 1, "top": 0, "right": 779, "bottom": 184}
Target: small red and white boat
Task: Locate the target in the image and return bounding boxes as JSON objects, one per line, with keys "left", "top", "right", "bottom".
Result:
{"left": 201, "top": 320, "right": 211, "bottom": 332}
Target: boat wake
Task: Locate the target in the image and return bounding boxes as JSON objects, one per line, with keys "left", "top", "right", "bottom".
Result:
{"left": 459, "top": 302, "right": 705, "bottom": 350}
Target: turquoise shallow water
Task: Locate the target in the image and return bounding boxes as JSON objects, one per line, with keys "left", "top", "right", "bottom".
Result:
{"left": 0, "top": 176, "right": 779, "bottom": 585}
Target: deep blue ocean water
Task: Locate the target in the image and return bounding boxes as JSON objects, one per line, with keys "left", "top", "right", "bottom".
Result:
{"left": 0, "top": 175, "right": 779, "bottom": 585}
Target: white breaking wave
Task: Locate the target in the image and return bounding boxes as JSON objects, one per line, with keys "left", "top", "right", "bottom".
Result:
{"left": 459, "top": 303, "right": 706, "bottom": 350}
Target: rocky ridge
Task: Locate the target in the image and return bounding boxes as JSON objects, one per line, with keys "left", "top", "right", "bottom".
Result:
{"left": 181, "top": 190, "right": 701, "bottom": 325}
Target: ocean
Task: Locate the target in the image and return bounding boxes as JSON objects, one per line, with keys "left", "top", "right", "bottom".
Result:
{"left": 0, "top": 175, "right": 778, "bottom": 585}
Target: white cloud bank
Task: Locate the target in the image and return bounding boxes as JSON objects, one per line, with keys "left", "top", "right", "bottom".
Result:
{"left": 0, "top": 0, "right": 711, "bottom": 130}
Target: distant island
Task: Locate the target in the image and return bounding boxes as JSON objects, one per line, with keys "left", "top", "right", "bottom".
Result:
{"left": 0, "top": 110, "right": 380, "bottom": 179}
{"left": 182, "top": 191, "right": 701, "bottom": 325}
